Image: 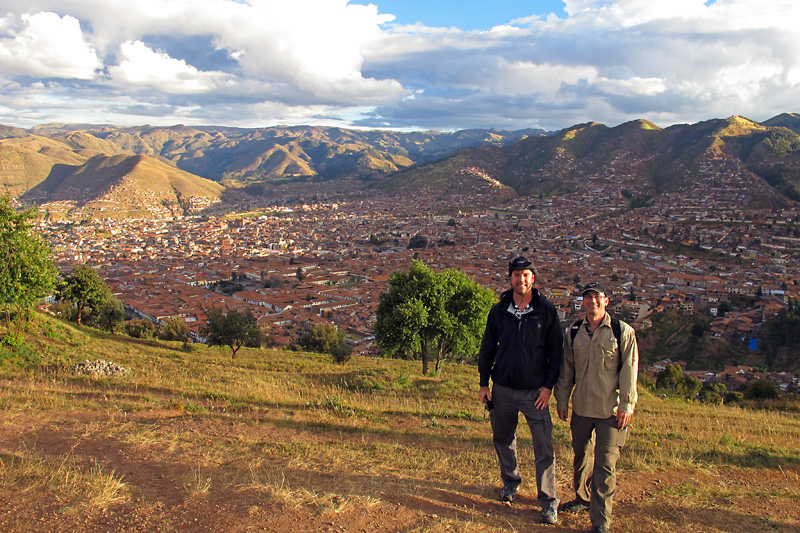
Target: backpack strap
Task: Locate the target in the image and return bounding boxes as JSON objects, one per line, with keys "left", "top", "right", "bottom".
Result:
{"left": 571, "top": 316, "right": 624, "bottom": 367}
{"left": 569, "top": 319, "right": 583, "bottom": 344}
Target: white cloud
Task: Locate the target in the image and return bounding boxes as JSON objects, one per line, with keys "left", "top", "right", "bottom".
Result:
{"left": 108, "top": 40, "right": 228, "bottom": 94}
{"left": 0, "top": 11, "right": 100, "bottom": 79}
{"left": 0, "top": 0, "right": 798, "bottom": 131}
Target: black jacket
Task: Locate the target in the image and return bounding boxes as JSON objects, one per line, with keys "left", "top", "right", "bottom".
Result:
{"left": 478, "top": 288, "right": 563, "bottom": 390}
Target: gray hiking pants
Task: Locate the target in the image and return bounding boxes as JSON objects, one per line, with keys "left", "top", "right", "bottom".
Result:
{"left": 490, "top": 383, "right": 559, "bottom": 509}
{"left": 571, "top": 414, "right": 628, "bottom": 529}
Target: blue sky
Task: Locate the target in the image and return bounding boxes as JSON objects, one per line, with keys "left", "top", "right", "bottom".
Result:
{"left": 372, "top": 0, "right": 566, "bottom": 30}
{"left": 0, "top": 1, "right": 795, "bottom": 132}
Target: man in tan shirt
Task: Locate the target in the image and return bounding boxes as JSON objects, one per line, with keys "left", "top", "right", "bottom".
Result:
{"left": 554, "top": 282, "right": 638, "bottom": 533}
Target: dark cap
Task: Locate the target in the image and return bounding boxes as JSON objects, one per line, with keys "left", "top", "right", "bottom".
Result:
{"left": 508, "top": 256, "right": 536, "bottom": 276}
{"left": 581, "top": 282, "right": 608, "bottom": 297}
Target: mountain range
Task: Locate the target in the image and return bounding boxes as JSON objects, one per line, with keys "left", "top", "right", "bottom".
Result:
{"left": 1, "top": 113, "right": 799, "bottom": 217}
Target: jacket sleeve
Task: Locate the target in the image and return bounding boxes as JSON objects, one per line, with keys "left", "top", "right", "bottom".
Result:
{"left": 554, "top": 325, "right": 575, "bottom": 411}
{"left": 542, "top": 305, "right": 563, "bottom": 389}
{"left": 477, "top": 309, "right": 497, "bottom": 388}
{"left": 618, "top": 323, "right": 639, "bottom": 414}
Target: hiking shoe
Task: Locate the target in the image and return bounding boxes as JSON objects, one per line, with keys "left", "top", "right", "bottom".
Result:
{"left": 499, "top": 485, "right": 518, "bottom": 502}
{"left": 560, "top": 498, "right": 590, "bottom": 513}
{"left": 590, "top": 526, "right": 610, "bottom": 533}
{"left": 541, "top": 507, "right": 558, "bottom": 525}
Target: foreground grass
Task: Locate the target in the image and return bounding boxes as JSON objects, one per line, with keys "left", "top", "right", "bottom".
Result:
{"left": 1, "top": 313, "right": 799, "bottom": 532}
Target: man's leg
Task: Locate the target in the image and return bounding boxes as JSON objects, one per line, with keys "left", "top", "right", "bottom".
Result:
{"left": 520, "top": 389, "right": 559, "bottom": 510}
{"left": 490, "top": 384, "right": 521, "bottom": 491}
{"left": 589, "top": 416, "right": 626, "bottom": 530}
{"left": 570, "top": 414, "right": 595, "bottom": 505}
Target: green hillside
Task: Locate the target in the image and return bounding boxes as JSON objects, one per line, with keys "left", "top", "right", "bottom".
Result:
{"left": 1, "top": 311, "right": 799, "bottom": 531}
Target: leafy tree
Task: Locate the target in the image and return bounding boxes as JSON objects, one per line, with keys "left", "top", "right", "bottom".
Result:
{"left": 758, "top": 297, "right": 800, "bottom": 370}
{"left": 655, "top": 363, "right": 684, "bottom": 394}
{"left": 57, "top": 265, "right": 112, "bottom": 326}
{"left": 124, "top": 319, "right": 158, "bottom": 339}
{"left": 160, "top": 316, "right": 190, "bottom": 342}
{"left": 682, "top": 375, "right": 702, "bottom": 398}
{"left": 744, "top": 378, "right": 779, "bottom": 400}
{"left": 408, "top": 234, "right": 428, "bottom": 249}
{"left": 297, "top": 323, "right": 352, "bottom": 364}
{"left": 201, "top": 307, "right": 264, "bottom": 358}
{"left": 698, "top": 381, "right": 727, "bottom": 404}
{"left": 0, "top": 194, "right": 58, "bottom": 338}
{"left": 374, "top": 260, "right": 496, "bottom": 375}
{"left": 96, "top": 297, "right": 126, "bottom": 334}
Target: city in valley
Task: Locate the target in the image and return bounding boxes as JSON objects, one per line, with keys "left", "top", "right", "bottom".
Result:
{"left": 36, "top": 157, "right": 800, "bottom": 394}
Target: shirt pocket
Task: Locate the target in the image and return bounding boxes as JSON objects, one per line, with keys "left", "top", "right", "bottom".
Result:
{"left": 602, "top": 340, "right": 619, "bottom": 370}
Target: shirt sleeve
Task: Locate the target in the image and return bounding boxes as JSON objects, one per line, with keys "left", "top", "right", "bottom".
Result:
{"left": 554, "top": 325, "right": 575, "bottom": 411}
{"left": 617, "top": 323, "right": 639, "bottom": 414}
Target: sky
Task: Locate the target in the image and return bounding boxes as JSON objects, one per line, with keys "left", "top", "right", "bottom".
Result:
{"left": 0, "top": 0, "right": 797, "bottom": 132}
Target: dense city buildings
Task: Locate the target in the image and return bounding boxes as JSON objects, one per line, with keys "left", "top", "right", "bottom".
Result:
{"left": 36, "top": 161, "right": 800, "bottom": 390}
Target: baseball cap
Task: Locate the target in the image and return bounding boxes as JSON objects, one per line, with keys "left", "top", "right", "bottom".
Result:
{"left": 581, "top": 282, "right": 608, "bottom": 297}
{"left": 508, "top": 256, "right": 536, "bottom": 276}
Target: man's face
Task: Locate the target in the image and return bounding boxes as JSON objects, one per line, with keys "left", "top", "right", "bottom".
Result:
{"left": 510, "top": 269, "right": 534, "bottom": 296}
{"left": 582, "top": 290, "right": 609, "bottom": 316}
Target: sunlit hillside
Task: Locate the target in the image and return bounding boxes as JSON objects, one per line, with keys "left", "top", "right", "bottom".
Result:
{"left": 1, "top": 312, "right": 798, "bottom": 532}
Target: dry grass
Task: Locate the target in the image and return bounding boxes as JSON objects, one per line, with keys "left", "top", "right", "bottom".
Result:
{"left": 1, "top": 312, "right": 799, "bottom": 532}
{"left": 0, "top": 447, "right": 127, "bottom": 507}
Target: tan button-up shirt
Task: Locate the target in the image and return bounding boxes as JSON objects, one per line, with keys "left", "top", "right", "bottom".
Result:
{"left": 554, "top": 313, "right": 639, "bottom": 418}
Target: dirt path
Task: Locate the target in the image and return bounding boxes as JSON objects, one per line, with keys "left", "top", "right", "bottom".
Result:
{"left": 2, "top": 405, "right": 799, "bottom": 533}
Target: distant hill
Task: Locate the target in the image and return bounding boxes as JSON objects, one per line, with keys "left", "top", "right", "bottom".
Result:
{"left": 379, "top": 115, "right": 800, "bottom": 205}
{"left": 22, "top": 154, "right": 224, "bottom": 220}
{"left": 16, "top": 124, "right": 545, "bottom": 183}
{"left": 3, "top": 115, "right": 800, "bottom": 214}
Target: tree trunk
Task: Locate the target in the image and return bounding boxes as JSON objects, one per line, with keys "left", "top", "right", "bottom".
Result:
{"left": 421, "top": 338, "right": 429, "bottom": 375}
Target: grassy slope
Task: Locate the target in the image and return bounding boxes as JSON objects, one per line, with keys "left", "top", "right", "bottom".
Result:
{"left": 1, "top": 312, "right": 799, "bottom": 532}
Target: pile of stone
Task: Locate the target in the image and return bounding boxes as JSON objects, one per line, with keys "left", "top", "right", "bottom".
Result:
{"left": 70, "top": 359, "right": 130, "bottom": 378}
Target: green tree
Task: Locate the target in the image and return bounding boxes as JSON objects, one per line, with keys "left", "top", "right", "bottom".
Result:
{"left": 408, "top": 234, "right": 428, "bottom": 249}
{"left": 374, "top": 260, "right": 496, "bottom": 375}
{"left": 96, "top": 297, "right": 126, "bottom": 334}
{"left": 201, "top": 307, "right": 264, "bottom": 358}
{"left": 57, "top": 265, "right": 112, "bottom": 326}
{"left": 0, "top": 194, "right": 58, "bottom": 338}
{"left": 124, "top": 318, "right": 158, "bottom": 339}
{"left": 758, "top": 297, "right": 800, "bottom": 370}
{"left": 698, "top": 381, "right": 727, "bottom": 404}
{"left": 160, "top": 316, "right": 189, "bottom": 342}
{"left": 297, "top": 323, "right": 352, "bottom": 364}
{"left": 744, "top": 379, "right": 779, "bottom": 400}
{"left": 682, "top": 375, "right": 702, "bottom": 398}
{"left": 655, "top": 363, "right": 684, "bottom": 394}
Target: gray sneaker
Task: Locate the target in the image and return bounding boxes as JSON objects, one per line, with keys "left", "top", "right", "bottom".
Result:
{"left": 499, "top": 485, "right": 517, "bottom": 502}
{"left": 541, "top": 507, "right": 558, "bottom": 525}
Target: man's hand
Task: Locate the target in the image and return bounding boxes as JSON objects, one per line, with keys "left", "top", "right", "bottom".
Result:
{"left": 534, "top": 387, "right": 551, "bottom": 409}
{"left": 557, "top": 409, "right": 568, "bottom": 421}
{"left": 479, "top": 386, "right": 491, "bottom": 405}
{"left": 617, "top": 411, "right": 633, "bottom": 429}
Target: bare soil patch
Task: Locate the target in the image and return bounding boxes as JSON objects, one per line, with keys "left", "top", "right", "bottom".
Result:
{"left": 2, "top": 402, "right": 799, "bottom": 533}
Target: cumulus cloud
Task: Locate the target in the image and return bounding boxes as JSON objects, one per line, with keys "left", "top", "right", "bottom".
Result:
{"left": 0, "top": 11, "right": 100, "bottom": 79}
{"left": 0, "top": 0, "right": 797, "bottom": 130}
{"left": 108, "top": 40, "right": 229, "bottom": 94}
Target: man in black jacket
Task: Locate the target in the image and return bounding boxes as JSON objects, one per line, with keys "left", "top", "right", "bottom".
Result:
{"left": 478, "top": 256, "right": 563, "bottom": 525}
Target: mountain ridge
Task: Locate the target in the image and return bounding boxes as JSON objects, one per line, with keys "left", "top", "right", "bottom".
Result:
{"left": 3, "top": 115, "right": 800, "bottom": 216}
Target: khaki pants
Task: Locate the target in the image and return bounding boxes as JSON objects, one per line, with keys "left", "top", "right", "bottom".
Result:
{"left": 570, "top": 414, "right": 627, "bottom": 529}
{"left": 490, "top": 383, "right": 559, "bottom": 509}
